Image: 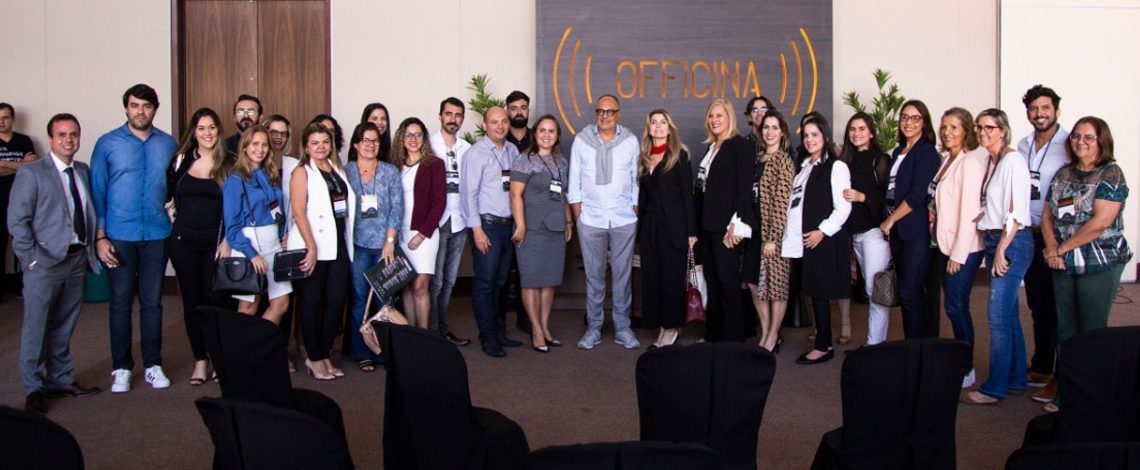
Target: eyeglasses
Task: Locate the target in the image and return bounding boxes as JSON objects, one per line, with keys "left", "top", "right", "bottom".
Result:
{"left": 748, "top": 107, "right": 769, "bottom": 115}
{"left": 404, "top": 132, "right": 424, "bottom": 140}
{"left": 235, "top": 108, "right": 258, "bottom": 116}
{"left": 269, "top": 130, "right": 290, "bottom": 138}
{"left": 973, "top": 124, "right": 1001, "bottom": 134}
{"left": 595, "top": 109, "right": 620, "bottom": 118}
{"left": 898, "top": 113, "right": 923, "bottom": 124}
{"left": 360, "top": 138, "right": 379, "bottom": 146}
{"left": 446, "top": 150, "right": 456, "bottom": 158}
{"left": 1069, "top": 133, "right": 1097, "bottom": 144}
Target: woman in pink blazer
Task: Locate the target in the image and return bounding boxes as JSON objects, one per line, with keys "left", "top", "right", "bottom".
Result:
{"left": 932, "top": 107, "right": 988, "bottom": 388}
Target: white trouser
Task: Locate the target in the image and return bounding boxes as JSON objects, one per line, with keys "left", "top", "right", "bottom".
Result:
{"left": 853, "top": 228, "right": 892, "bottom": 345}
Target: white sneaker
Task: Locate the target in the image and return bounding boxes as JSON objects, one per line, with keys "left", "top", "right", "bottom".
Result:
{"left": 145, "top": 365, "right": 171, "bottom": 389}
{"left": 111, "top": 369, "right": 132, "bottom": 393}
{"left": 961, "top": 368, "right": 976, "bottom": 389}
{"left": 577, "top": 329, "right": 602, "bottom": 350}
{"left": 615, "top": 329, "right": 642, "bottom": 349}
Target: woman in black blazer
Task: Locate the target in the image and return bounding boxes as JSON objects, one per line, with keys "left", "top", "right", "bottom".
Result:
{"left": 878, "top": 100, "right": 942, "bottom": 339}
{"left": 638, "top": 109, "right": 697, "bottom": 348}
{"left": 696, "top": 98, "right": 758, "bottom": 342}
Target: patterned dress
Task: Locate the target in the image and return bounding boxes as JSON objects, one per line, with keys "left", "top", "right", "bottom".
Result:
{"left": 756, "top": 151, "right": 795, "bottom": 300}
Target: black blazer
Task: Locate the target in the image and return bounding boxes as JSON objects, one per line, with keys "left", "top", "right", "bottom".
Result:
{"left": 889, "top": 140, "right": 940, "bottom": 241}
{"left": 638, "top": 150, "right": 697, "bottom": 250}
{"left": 699, "top": 135, "right": 758, "bottom": 234}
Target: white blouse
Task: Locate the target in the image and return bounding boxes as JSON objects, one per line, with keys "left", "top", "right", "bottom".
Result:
{"left": 781, "top": 157, "right": 852, "bottom": 258}
{"left": 977, "top": 150, "right": 1031, "bottom": 232}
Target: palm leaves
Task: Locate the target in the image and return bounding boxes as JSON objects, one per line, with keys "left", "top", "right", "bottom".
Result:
{"left": 842, "top": 69, "right": 906, "bottom": 151}
{"left": 461, "top": 74, "right": 506, "bottom": 144}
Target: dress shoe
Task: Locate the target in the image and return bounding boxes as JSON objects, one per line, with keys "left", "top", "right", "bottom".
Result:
{"left": 795, "top": 349, "right": 834, "bottom": 365}
{"left": 496, "top": 334, "right": 523, "bottom": 348}
{"left": 532, "top": 345, "right": 549, "bottom": 353}
{"left": 445, "top": 332, "right": 471, "bottom": 347}
{"left": 45, "top": 382, "right": 102, "bottom": 398}
{"left": 960, "top": 390, "right": 1000, "bottom": 405}
{"left": 25, "top": 391, "right": 47, "bottom": 414}
{"left": 481, "top": 340, "right": 506, "bottom": 358}
{"left": 1027, "top": 371, "right": 1052, "bottom": 388}
{"left": 1031, "top": 379, "right": 1057, "bottom": 403}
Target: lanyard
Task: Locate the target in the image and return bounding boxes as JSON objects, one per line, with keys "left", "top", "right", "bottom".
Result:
{"left": 489, "top": 145, "right": 509, "bottom": 171}
{"left": 1029, "top": 134, "right": 1053, "bottom": 173}
{"left": 980, "top": 157, "right": 996, "bottom": 206}
{"left": 530, "top": 154, "right": 561, "bottom": 181}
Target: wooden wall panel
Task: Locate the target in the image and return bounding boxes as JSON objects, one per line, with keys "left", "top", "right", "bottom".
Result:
{"left": 258, "top": 1, "right": 329, "bottom": 158}
{"left": 179, "top": 0, "right": 258, "bottom": 133}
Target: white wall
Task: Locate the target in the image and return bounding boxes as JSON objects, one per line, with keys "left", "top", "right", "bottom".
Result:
{"left": 0, "top": 0, "right": 173, "bottom": 163}
{"left": 1001, "top": 0, "right": 1140, "bottom": 281}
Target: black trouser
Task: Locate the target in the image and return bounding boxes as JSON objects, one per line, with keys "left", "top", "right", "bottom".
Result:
{"left": 640, "top": 223, "right": 687, "bottom": 330}
{"left": 496, "top": 255, "right": 531, "bottom": 331}
{"left": 169, "top": 236, "right": 231, "bottom": 360}
{"left": 891, "top": 234, "right": 933, "bottom": 339}
{"left": 295, "top": 242, "right": 350, "bottom": 362}
{"left": 926, "top": 247, "right": 944, "bottom": 338}
{"left": 1025, "top": 230, "right": 1057, "bottom": 375}
{"left": 812, "top": 297, "right": 833, "bottom": 351}
{"left": 702, "top": 230, "right": 744, "bottom": 342}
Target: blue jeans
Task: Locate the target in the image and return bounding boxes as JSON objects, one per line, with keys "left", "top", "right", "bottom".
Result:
{"left": 429, "top": 221, "right": 467, "bottom": 336}
{"left": 348, "top": 245, "right": 383, "bottom": 362}
{"left": 942, "top": 250, "right": 984, "bottom": 347}
{"left": 469, "top": 221, "right": 513, "bottom": 342}
{"left": 108, "top": 239, "right": 168, "bottom": 371}
{"left": 978, "top": 229, "right": 1033, "bottom": 399}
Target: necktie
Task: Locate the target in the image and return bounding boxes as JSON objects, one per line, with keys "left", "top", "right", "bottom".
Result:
{"left": 64, "top": 167, "right": 87, "bottom": 243}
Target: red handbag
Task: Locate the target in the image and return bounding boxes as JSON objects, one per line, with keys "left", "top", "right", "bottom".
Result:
{"left": 685, "top": 247, "right": 706, "bottom": 323}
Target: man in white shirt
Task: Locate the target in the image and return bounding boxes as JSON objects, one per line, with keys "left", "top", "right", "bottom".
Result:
{"left": 1016, "top": 85, "right": 1069, "bottom": 403}
{"left": 567, "top": 95, "right": 641, "bottom": 350}
{"left": 428, "top": 97, "right": 473, "bottom": 347}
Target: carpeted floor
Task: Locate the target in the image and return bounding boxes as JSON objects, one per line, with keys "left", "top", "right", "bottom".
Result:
{"left": 3, "top": 283, "right": 1139, "bottom": 469}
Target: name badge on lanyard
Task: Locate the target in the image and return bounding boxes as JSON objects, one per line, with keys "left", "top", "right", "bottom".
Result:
{"left": 446, "top": 157, "right": 460, "bottom": 194}
{"left": 1030, "top": 170, "right": 1042, "bottom": 200}
{"left": 751, "top": 181, "right": 760, "bottom": 204}
{"left": 885, "top": 175, "right": 897, "bottom": 202}
{"left": 1057, "top": 197, "right": 1075, "bottom": 219}
{"left": 332, "top": 194, "right": 348, "bottom": 218}
{"left": 501, "top": 170, "right": 511, "bottom": 192}
{"left": 361, "top": 194, "right": 378, "bottom": 219}
{"left": 696, "top": 166, "right": 707, "bottom": 192}
{"left": 267, "top": 200, "right": 284, "bottom": 226}
{"left": 789, "top": 184, "right": 804, "bottom": 209}
{"left": 549, "top": 178, "right": 563, "bottom": 201}
{"left": 927, "top": 179, "right": 939, "bottom": 198}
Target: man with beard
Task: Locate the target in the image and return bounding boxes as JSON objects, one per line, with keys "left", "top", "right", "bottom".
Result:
{"left": 91, "top": 84, "right": 177, "bottom": 393}
{"left": 1016, "top": 85, "right": 1069, "bottom": 405}
{"left": 460, "top": 107, "right": 522, "bottom": 357}
{"left": 428, "top": 97, "right": 473, "bottom": 346}
{"left": 567, "top": 95, "right": 641, "bottom": 350}
{"left": 501, "top": 90, "right": 534, "bottom": 336}
{"left": 0, "top": 103, "right": 38, "bottom": 301}
{"left": 225, "top": 94, "right": 262, "bottom": 156}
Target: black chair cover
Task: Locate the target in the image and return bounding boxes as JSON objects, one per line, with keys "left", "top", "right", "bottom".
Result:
{"left": 635, "top": 342, "right": 776, "bottom": 470}
{"left": 1005, "top": 441, "right": 1140, "bottom": 470}
{"left": 0, "top": 405, "right": 84, "bottom": 470}
{"left": 810, "top": 338, "right": 971, "bottom": 470}
{"left": 527, "top": 440, "right": 721, "bottom": 470}
{"left": 195, "top": 396, "right": 353, "bottom": 470}
{"left": 377, "top": 322, "right": 529, "bottom": 470}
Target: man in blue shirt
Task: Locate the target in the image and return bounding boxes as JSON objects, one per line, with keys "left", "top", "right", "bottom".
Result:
{"left": 91, "top": 84, "right": 177, "bottom": 393}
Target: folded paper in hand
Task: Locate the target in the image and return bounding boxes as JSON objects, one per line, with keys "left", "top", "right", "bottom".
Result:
{"left": 728, "top": 212, "right": 753, "bottom": 238}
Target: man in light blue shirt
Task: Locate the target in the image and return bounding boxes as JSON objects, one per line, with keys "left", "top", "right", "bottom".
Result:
{"left": 567, "top": 95, "right": 641, "bottom": 350}
{"left": 91, "top": 84, "right": 177, "bottom": 393}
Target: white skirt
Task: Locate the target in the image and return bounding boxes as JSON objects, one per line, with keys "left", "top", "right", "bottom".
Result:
{"left": 231, "top": 225, "right": 293, "bottom": 303}
{"left": 398, "top": 228, "right": 439, "bottom": 275}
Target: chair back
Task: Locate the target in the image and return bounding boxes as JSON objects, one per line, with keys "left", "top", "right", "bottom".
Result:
{"left": 197, "top": 306, "right": 294, "bottom": 408}
{"left": 836, "top": 338, "right": 970, "bottom": 470}
{"left": 527, "top": 441, "right": 721, "bottom": 470}
{"left": 1005, "top": 441, "right": 1140, "bottom": 470}
{"left": 195, "top": 396, "right": 352, "bottom": 470}
{"left": 0, "top": 405, "right": 84, "bottom": 470}
{"left": 1054, "top": 326, "right": 1140, "bottom": 443}
{"left": 635, "top": 342, "right": 776, "bottom": 470}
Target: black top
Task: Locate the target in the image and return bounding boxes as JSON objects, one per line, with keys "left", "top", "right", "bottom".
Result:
{"left": 638, "top": 150, "right": 697, "bottom": 250}
{"left": 173, "top": 174, "right": 224, "bottom": 243}
{"left": 319, "top": 169, "right": 349, "bottom": 242}
{"left": 225, "top": 133, "right": 241, "bottom": 159}
{"left": 506, "top": 130, "right": 532, "bottom": 154}
{"left": 0, "top": 132, "right": 35, "bottom": 185}
{"left": 845, "top": 148, "right": 890, "bottom": 233}
{"left": 699, "top": 135, "right": 759, "bottom": 234}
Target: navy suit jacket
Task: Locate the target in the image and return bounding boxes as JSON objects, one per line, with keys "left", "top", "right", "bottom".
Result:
{"left": 889, "top": 140, "right": 940, "bottom": 241}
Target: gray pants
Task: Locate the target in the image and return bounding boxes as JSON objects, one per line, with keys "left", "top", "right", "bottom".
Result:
{"left": 577, "top": 220, "right": 636, "bottom": 332}
{"left": 19, "top": 250, "right": 87, "bottom": 394}
{"left": 430, "top": 219, "right": 468, "bottom": 335}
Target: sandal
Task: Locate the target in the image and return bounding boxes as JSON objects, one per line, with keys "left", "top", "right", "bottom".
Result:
{"left": 189, "top": 376, "right": 206, "bottom": 386}
{"left": 357, "top": 359, "right": 375, "bottom": 372}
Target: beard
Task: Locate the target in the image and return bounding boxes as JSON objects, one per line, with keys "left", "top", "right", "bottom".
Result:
{"left": 128, "top": 115, "right": 153, "bottom": 132}
{"left": 444, "top": 122, "right": 460, "bottom": 134}
{"left": 237, "top": 118, "right": 254, "bottom": 131}
{"left": 1033, "top": 117, "right": 1057, "bottom": 132}
{"left": 510, "top": 115, "right": 528, "bottom": 129}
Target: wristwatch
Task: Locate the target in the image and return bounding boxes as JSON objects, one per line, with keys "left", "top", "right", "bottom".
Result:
{"left": 386, "top": 236, "right": 395, "bottom": 244}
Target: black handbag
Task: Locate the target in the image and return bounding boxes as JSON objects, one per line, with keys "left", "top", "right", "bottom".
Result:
{"left": 362, "top": 246, "right": 417, "bottom": 305}
{"left": 212, "top": 179, "right": 268, "bottom": 296}
{"left": 273, "top": 249, "right": 310, "bottom": 282}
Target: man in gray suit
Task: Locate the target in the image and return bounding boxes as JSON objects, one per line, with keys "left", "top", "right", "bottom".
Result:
{"left": 9, "top": 113, "right": 102, "bottom": 413}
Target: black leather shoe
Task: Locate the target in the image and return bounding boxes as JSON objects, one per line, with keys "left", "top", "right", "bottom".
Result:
{"left": 496, "top": 334, "right": 523, "bottom": 348}
{"left": 25, "top": 391, "right": 47, "bottom": 414}
{"left": 46, "top": 382, "right": 102, "bottom": 398}
{"left": 481, "top": 340, "right": 506, "bottom": 358}
{"left": 444, "top": 332, "right": 471, "bottom": 347}
{"left": 796, "top": 349, "right": 835, "bottom": 365}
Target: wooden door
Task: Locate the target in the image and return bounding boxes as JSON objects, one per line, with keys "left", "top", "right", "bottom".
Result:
{"left": 175, "top": 0, "right": 329, "bottom": 157}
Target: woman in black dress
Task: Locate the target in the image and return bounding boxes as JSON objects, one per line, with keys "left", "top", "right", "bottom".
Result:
{"left": 781, "top": 115, "right": 852, "bottom": 364}
{"left": 637, "top": 109, "right": 696, "bottom": 348}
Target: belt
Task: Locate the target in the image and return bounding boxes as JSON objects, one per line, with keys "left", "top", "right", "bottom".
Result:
{"left": 68, "top": 244, "right": 86, "bottom": 254}
{"left": 982, "top": 228, "right": 1030, "bottom": 236}
{"left": 480, "top": 214, "right": 512, "bottom": 225}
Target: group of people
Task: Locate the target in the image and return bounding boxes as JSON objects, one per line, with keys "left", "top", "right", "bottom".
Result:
{"left": 9, "top": 82, "right": 1129, "bottom": 416}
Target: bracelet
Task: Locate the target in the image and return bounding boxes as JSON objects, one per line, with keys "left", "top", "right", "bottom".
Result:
{"left": 96, "top": 236, "right": 108, "bottom": 242}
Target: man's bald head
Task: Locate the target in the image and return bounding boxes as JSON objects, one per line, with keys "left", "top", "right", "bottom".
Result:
{"left": 484, "top": 106, "right": 509, "bottom": 145}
